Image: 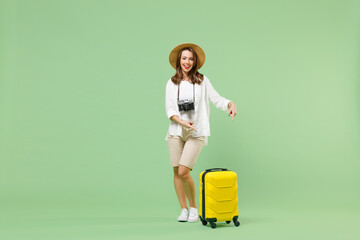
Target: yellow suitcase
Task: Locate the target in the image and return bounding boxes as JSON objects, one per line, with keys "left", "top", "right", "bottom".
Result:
{"left": 199, "top": 168, "right": 240, "bottom": 228}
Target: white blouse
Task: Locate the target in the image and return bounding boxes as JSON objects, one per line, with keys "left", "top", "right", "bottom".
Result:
{"left": 165, "top": 75, "right": 232, "bottom": 146}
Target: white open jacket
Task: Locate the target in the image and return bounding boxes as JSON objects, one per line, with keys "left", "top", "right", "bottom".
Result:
{"left": 165, "top": 75, "right": 232, "bottom": 146}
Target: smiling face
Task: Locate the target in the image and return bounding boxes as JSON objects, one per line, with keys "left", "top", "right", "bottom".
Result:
{"left": 180, "top": 50, "right": 194, "bottom": 76}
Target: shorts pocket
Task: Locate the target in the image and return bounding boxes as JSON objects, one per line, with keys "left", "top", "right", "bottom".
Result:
{"left": 192, "top": 136, "right": 205, "bottom": 141}
{"left": 168, "top": 135, "right": 180, "bottom": 139}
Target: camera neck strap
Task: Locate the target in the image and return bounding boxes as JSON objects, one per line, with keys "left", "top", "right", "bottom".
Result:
{"left": 177, "top": 81, "right": 195, "bottom": 103}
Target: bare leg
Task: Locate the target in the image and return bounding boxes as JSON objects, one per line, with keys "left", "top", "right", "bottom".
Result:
{"left": 178, "top": 165, "right": 197, "bottom": 208}
{"left": 173, "top": 167, "right": 187, "bottom": 209}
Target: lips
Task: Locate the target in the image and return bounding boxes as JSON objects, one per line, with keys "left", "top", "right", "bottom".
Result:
{"left": 184, "top": 65, "right": 191, "bottom": 69}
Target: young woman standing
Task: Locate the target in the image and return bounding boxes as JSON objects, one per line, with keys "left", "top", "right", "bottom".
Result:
{"left": 165, "top": 43, "right": 237, "bottom": 222}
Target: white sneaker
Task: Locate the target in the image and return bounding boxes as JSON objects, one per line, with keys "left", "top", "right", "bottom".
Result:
{"left": 177, "top": 208, "right": 188, "bottom": 222}
{"left": 187, "top": 207, "right": 199, "bottom": 222}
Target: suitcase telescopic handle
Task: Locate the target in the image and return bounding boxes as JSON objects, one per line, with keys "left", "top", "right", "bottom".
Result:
{"left": 205, "top": 168, "right": 228, "bottom": 172}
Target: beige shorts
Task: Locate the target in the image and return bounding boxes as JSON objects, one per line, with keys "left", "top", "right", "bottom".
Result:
{"left": 167, "top": 126, "right": 205, "bottom": 170}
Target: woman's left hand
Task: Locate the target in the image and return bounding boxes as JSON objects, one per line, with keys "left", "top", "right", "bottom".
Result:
{"left": 228, "top": 102, "right": 237, "bottom": 120}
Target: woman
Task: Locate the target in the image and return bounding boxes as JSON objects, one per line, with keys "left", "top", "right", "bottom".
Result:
{"left": 165, "top": 43, "right": 237, "bottom": 222}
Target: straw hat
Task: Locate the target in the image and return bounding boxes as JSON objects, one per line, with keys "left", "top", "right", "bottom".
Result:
{"left": 169, "top": 43, "right": 206, "bottom": 70}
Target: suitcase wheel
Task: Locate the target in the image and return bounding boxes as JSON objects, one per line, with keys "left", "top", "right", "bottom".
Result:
{"left": 201, "top": 218, "right": 207, "bottom": 226}
{"left": 226, "top": 221, "right": 231, "bottom": 224}
{"left": 233, "top": 216, "right": 240, "bottom": 227}
{"left": 210, "top": 222, "right": 216, "bottom": 229}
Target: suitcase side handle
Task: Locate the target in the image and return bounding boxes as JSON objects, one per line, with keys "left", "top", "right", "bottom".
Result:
{"left": 205, "top": 168, "right": 228, "bottom": 172}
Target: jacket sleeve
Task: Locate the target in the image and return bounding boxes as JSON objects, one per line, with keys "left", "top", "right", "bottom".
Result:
{"left": 205, "top": 77, "right": 231, "bottom": 112}
{"left": 165, "top": 79, "right": 180, "bottom": 119}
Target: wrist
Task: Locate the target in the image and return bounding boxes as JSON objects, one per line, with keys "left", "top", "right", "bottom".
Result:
{"left": 228, "top": 102, "right": 233, "bottom": 108}
{"left": 177, "top": 118, "right": 184, "bottom": 125}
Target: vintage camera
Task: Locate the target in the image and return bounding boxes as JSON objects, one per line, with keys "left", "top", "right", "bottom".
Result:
{"left": 178, "top": 99, "right": 195, "bottom": 112}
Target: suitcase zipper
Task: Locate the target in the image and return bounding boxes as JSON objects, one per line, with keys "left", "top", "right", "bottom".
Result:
{"left": 201, "top": 171, "right": 208, "bottom": 220}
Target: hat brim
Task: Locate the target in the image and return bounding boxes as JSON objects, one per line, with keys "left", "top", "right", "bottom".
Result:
{"left": 169, "top": 43, "right": 206, "bottom": 70}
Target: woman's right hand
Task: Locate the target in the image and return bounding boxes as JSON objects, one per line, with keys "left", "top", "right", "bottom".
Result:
{"left": 180, "top": 120, "right": 197, "bottom": 132}
{"left": 170, "top": 115, "right": 197, "bottom": 132}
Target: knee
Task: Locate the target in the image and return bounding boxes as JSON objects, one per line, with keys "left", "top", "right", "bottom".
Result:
{"left": 178, "top": 168, "right": 190, "bottom": 180}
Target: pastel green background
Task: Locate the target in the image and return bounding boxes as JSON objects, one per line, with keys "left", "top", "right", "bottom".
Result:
{"left": 1, "top": 0, "right": 359, "bottom": 239}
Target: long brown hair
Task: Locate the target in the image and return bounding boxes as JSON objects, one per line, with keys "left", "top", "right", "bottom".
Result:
{"left": 171, "top": 47, "right": 204, "bottom": 85}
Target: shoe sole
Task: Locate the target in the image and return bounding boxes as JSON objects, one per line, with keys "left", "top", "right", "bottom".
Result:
{"left": 187, "top": 219, "right": 199, "bottom": 223}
